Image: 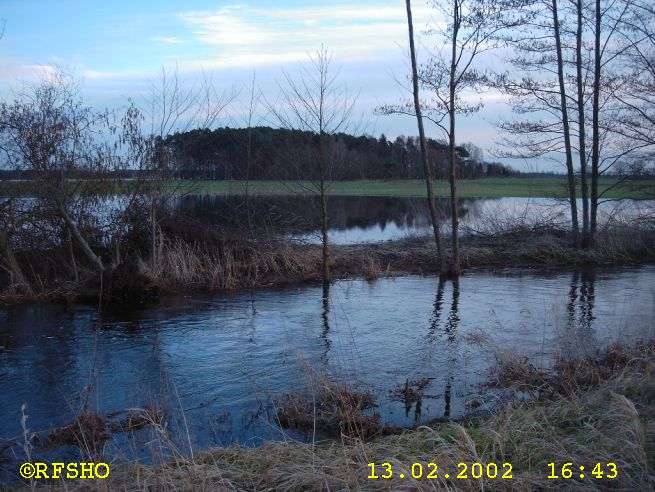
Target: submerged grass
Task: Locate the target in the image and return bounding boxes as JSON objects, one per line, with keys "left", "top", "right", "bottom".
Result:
{"left": 12, "top": 342, "right": 654, "bottom": 491}
{"left": 275, "top": 382, "right": 382, "bottom": 439}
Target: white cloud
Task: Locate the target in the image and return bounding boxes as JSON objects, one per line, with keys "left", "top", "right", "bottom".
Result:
{"left": 150, "top": 36, "right": 186, "bottom": 45}
{"left": 178, "top": 3, "right": 441, "bottom": 69}
{"left": 82, "top": 68, "right": 145, "bottom": 80}
{"left": 0, "top": 61, "right": 62, "bottom": 87}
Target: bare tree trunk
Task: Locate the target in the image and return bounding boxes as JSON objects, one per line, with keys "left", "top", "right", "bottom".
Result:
{"left": 58, "top": 204, "right": 104, "bottom": 273}
{"left": 67, "top": 226, "right": 79, "bottom": 282}
{"left": 151, "top": 199, "right": 157, "bottom": 271}
{"left": 448, "top": 1, "right": 461, "bottom": 275}
{"left": 590, "top": 0, "right": 601, "bottom": 244}
{"left": 576, "top": 0, "right": 590, "bottom": 247}
{"left": 245, "top": 73, "right": 256, "bottom": 241}
{"left": 553, "top": 0, "right": 580, "bottom": 246}
{"left": 0, "top": 230, "right": 28, "bottom": 287}
{"left": 319, "top": 130, "right": 331, "bottom": 288}
{"left": 406, "top": 0, "right": 444, "bottom": 272}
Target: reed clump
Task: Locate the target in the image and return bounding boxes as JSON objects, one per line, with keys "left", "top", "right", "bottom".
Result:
{"left": 275, "top": 379, "right": 382, "bottom": 439}
{"left": 487, "top": 340, "right": 655, "bottom": 396}
{"left": 42, "top": 406, "right": 166, "bottom": 458}
{"left": 152, "top": 238, "right": 322, "bottom": 291}
{"left": 45, "top": 411, "right": 109, "bottom": 450}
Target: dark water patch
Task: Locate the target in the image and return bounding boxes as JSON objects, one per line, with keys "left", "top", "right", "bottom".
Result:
{"left": 169, "top": 194, "right": 466, "bottom": 243}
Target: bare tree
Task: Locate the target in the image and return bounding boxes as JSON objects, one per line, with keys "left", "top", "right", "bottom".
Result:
{"left": 0, "top": 68, "right": 109, "bottom": 273}
{"left": 0, "top": 21, "right": 29, "bottom": 290}
{"left": 239, "top": 72, "right": 263, "bottom": 239}
{"left": 417, "top": 0, "right": 524, "bottom": 274}
{"left": 574, "top": 0, "right": 591, "bottom": 245}
{"left": 0, "top": 197, "right": 29, "bottom": 290}
{"left": 140, "top": 65, "right": 235, "bottom": 270}
{"left": 612, "top": 1, "right": 655, "bottom": 154}
{"left": 406, "top": 0, "right": 445, "bottom": 272}
{"left": 267, "top": 47, "right": 357, "bottom": 291}
{"left": 497, "top": 0, "right": 581, "bottom": 244}
{"left": 499, "top": 0, "right": 648, "bottom": 245}
{"left": 0, "top": 67, "right": 160, "bottom": 292}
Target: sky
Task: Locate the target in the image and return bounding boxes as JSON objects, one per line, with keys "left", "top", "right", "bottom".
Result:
{"left": 0, "top": 0, "right": 546, "bottom": 171}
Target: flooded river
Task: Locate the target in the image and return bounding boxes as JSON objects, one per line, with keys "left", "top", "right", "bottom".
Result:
{"left": 1, "top": 265, "right": 654, "bottom": 480}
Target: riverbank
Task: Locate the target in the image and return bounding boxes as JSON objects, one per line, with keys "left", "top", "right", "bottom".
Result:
{"left": 9, "top": 340, "right": 654, "bottom": 491}
{"left": 1, "top": 221, "right": 654, "bottom": 306}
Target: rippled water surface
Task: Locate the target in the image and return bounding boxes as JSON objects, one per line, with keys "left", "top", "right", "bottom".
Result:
{"left": 1, "top": 265, "right": 654, "bottom": 480}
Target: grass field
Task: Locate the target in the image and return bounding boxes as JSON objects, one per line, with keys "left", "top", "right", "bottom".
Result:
{"left": 170, "top": 177, "right": 654, "bottom": 199}
{"left": 2, "top": 177, "right": 652, "bottom": 199}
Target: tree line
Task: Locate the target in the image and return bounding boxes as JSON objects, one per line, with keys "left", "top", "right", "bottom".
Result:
{"left": 158, "top": 127, "right": 516, "bottom": 181}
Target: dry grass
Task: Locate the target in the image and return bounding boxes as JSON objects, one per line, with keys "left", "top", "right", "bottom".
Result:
{"left": 153, "top": 238, "right": 321, "bottom": 290}
{"left": 275, "top": 383, "right": 382, "bottom": 439}
{"left": 461, "top": 221, "right": 655, "bottom": 268}
{"left": 487, "top": 341, "right": 655, "bottom": 395}
{"left": 43, "top": 406, "right": 166, "bottom": 453}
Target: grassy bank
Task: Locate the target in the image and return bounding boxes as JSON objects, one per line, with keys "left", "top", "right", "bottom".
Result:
{"left": 12, "top": 341, "right": 654, "bottom": 491}
{"left": 171, "top": 178, "right": 655, "bottom": 199}
{"left": 96, "top": 222, "right": 655, "bottom": 291}
{"left": 1, "top": 220, "right": 653, "bottom": 305}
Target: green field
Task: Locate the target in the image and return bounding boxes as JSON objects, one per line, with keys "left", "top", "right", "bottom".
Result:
{"left": 169, "top": 178, "right": 654, "bottom": 200}
{"left": 2, "top": 177, "right": 652, "bottom": 199}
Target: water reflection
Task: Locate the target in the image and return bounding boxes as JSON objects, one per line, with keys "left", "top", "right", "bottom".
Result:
{"left": 445, "top": 279, "right": 460, "bottom": 343}
{"left": 442, "top": 279, "right": 460, "bottom": 419}
{"left": 170, "top": 194, "right": 487, "bottom": 244}
{"left": 444, "top": 382, "right": 452, "bottom": 420}
{"left": 565, "top": 270, "right": 597, "bottom": 358}
{"left": 428, "top": 276, "right": 446, "bottom": 336}
{"left": 168, "top": 194, "right": 654, "bottom": 245}
{"left": 422, "top": 277, "right": 460, "bottom": 420}
{"left": 320, "top": 284, "right": 331, "bottom": 364}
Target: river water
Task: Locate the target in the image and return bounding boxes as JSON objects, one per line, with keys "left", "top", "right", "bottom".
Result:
{"left": 1, "top": 265, "right": 654, "bottom": 480}
{"left": 172, "top": 195, "right": 654, "bottom": 244}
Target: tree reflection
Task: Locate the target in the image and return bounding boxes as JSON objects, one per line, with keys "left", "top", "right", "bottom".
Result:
{"left": 445, "top": 278, "right": 460, "bottom": 343}
{"left": 320, "top": 283, "right": 332, "bottom": 364}
{"left": 442, "top": 278, "right": 460, "bottom": 419}
{"left": 171, "top": 194, "right": 491, "bottom": 240}
{"left": 424, "top": 277, "right": 460, "bottom": 420}
{"left": 444, "top": 381, "right": 452, "bottom": 419}
{"left": 428, "top": 276, "right": 447, "bottom": 336}
{"left": 565, "top": 269, "right": 597, "bottom": 357}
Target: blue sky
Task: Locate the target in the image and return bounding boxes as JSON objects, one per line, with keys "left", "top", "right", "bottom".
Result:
{"left": 0, "top": 0, "right": 539, "bottom": 170}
